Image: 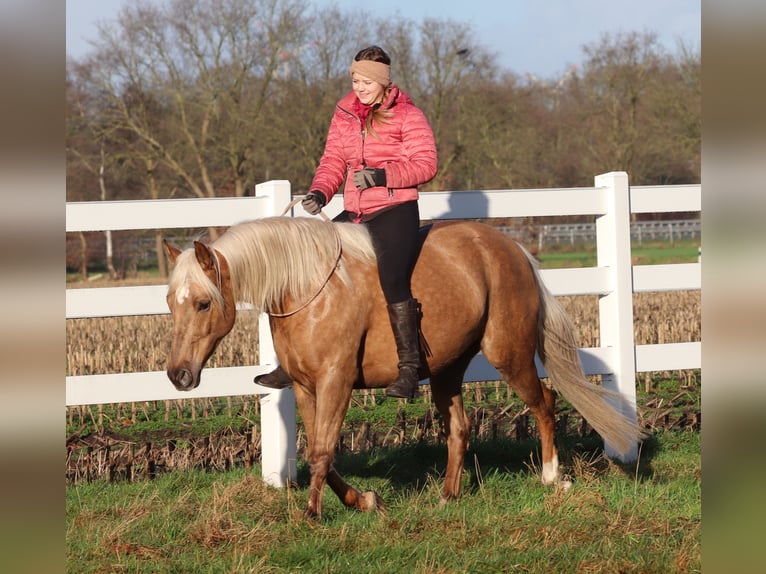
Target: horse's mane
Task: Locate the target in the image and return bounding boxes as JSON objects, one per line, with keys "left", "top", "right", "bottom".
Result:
{"left": 168, "top": 217, "right": 376, "bottom": 313}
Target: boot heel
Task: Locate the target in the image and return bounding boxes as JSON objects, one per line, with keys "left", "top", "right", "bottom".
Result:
{"left": 385, "top": 367, "right": 419, "bottom": 398}
{"left": 254, "top": 366, "right": 293, "bottom": 389}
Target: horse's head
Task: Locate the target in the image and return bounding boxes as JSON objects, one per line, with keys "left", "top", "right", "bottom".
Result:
{"left": 163, "top": 240, "right": 236, "bottom": 391}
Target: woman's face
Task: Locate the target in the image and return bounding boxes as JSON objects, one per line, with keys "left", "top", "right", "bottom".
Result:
{"left": 352, "top": 73, "right": 386, "bottom": 106}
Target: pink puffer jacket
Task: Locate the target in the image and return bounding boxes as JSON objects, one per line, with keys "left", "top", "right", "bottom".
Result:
{"left": 309, "top": 86, "right": 438, "bottom": 219}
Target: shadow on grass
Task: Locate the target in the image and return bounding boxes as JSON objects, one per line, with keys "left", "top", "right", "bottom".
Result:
{"left": 556, "top": 432, "right": 662, "bottom": 482}
{"left": 296, "top": 431, "right": 662, "bottom": 493}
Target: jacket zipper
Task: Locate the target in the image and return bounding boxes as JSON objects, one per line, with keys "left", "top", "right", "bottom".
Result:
{"left": 358, "top": 121, "right": 366, "bottom": 216}
{"left": 360, "top": 125, "right": 393, "bottom": 198}
{"left": 360, "top": 123, "right": 366, "bottom": 167}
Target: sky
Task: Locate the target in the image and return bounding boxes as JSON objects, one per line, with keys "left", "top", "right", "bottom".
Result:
{"left": 66, "top": 0, "right": 700, "bottom": 79}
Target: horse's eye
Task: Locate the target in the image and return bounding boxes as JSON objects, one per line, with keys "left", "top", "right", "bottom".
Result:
{"left": 197, "top": 300, "right": 211, "bottom": 312}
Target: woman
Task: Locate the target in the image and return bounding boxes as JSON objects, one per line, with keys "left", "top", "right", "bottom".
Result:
{"left": 255, "top": 45, "right": 438, "bottom": 399}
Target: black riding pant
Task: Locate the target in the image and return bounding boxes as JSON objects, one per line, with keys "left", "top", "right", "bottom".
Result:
{"left": 333, "top": 201, "right": 420, "bottom": 304}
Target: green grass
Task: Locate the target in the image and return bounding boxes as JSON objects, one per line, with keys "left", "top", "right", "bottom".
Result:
{"left": 537, "top": 239, "right": 700, "bottom": 269}
{"left": 67, "top": 430, "right": 700, "bottom": 573}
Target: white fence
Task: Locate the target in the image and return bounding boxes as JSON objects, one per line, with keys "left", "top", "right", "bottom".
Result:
{"left": 66, "top": 172, "right": 701, "bottom": 478}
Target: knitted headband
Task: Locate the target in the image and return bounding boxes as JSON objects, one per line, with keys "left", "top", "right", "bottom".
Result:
{"left": 349, "top": 60, "right": 391, "bottom": 86}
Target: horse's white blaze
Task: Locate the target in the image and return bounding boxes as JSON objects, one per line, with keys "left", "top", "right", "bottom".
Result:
{"left": 542, "top": 453, "right": 559, "bottom": 484}
{"left": 175, "top": 283, "right": 190, "bottom": 304}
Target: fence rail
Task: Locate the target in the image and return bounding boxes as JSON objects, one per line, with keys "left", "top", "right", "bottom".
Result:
{"left": 505, "top": 218, "right": 701, "bottom": 247}
{"left": 65, "top": 173, "right": 701, "bottom": 481}
{"left": 69, "top": 219, "right": 701, "bottom": 272}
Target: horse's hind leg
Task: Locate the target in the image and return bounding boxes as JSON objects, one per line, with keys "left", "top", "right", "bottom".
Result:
{"left": 431, "top": 359, "right": 472, "bottom": 505}
{"left": 497, "top": 361, "right": 559, "bottom": 485}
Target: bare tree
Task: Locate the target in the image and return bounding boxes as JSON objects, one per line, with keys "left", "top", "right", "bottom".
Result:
{"left": 570, "top": 31, "right": 664, "bottom": 180}
{"left": 66, "top": 64, "right": 123, "bottom": 280}
{"left": 84, "top": 0, "right": 310, "bottom": 201}
{"left": 558, "top": 30, "right": 701, "bottom": 188}
{"left": 644, "top": 40, "right": 701, "bottom": 184}
{"left": 391, "top": 18, "right": 498, "bottom": 190}
{"left": 253, "top": 6, "right": 374, "bottom": 193}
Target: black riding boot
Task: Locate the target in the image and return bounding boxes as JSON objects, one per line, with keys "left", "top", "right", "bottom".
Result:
{"left": 253, "top": 365, "right": 293, "bottom": 389}
{"left": 385, "top": 298, "right": 422, "bottom": 399}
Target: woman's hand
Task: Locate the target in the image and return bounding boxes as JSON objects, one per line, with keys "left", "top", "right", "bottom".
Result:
{"left": 353, "top": 167, "right": 386, "bottom": 190}
{"left": 301, "top": 191, "right": 327, "bottom": 215}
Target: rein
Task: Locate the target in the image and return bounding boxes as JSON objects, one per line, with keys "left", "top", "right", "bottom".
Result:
{"left": 268, "top": 198, "right": 341, "bottom": 318}
{"left": 279, "top": 197, "right": 332, "bottom": 222}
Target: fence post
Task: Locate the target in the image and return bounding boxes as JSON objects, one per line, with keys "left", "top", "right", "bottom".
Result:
{"left": 259, "top": 388, "right": 297, "bottom": 487}
{"left": 255, "top": 179, "right": 292, "bottom": 216}
{"left": 254, "top": 180, "right": 284, "bottom": 388}
{"left": 595, "top": 172, "right": 638, "bottom": 462}
{"left": 253, "top": 179, "right": 298, "bottom": 487}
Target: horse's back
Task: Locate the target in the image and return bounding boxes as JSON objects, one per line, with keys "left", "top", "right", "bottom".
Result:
{"left": 406, "top": 221, "right": 540, "bottom": 374}
{"left": 413, "top": 221, "right": 536, "bottom": 298}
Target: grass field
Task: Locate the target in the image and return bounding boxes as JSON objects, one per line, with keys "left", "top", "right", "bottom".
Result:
{"left": 66, "top": 430, "right": 700, "bottom": 573}
{"left": 536, "top": 239, "right": 699, "bottom": 268}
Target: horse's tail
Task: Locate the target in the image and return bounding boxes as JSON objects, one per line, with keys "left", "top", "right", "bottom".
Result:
{"left": 518, "top": 245, "right": 643, "bottom": 457}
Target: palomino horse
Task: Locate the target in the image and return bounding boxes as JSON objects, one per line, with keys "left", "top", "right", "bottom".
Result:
{"left": 164, "top": 217, "right": 641, "bottom": 520}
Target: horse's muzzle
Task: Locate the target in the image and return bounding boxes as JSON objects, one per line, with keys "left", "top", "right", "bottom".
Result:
{"left": 167, "top": 366, "right": 200, "bottom": 391}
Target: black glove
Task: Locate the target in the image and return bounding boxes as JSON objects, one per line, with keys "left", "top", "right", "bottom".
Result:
{"left": 352, "top": 167, "right": 387, "bottom": 190}
{"left": 301, "top": 191, "right": 326, "bottom": 215}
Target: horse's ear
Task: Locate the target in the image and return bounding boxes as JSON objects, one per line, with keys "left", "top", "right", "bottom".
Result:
{"left": 193, "top": 241, "right": 216, "bottom": 272}
{"left": 163, "top": 239, "right": 181, "bottom": 266}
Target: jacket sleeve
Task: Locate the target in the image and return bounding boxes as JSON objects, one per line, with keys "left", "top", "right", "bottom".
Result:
{"left": 309, "top": 111, "right": 349, "bottom": 202}
{"left": 383, "top": 105, "right": 438, "bottom": 189}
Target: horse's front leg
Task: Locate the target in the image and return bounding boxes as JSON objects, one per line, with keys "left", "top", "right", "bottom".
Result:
{"left": 291, "top": 383, "right": 328, "bottom": 520}
{"left": 305, "top": 451, "right": 330, "bottom": 520}
{"left": 326, "top": 466, "right": 386, "bottom": 513}
{"left": 297, "top": 374, "right": 381, "bottom": 519}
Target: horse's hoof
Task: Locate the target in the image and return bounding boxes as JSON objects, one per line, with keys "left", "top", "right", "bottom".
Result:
{"left": 541, "top": 455, "right": 560, "bottom": 485}
{"left": 557, "top": 478, "right": 573, "bottom": 492}
{"left": 303, "top": 508, "right": 320, "bottom": 522}
{"left": 360, "top": 490, "right": 387, "bottom": 513}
